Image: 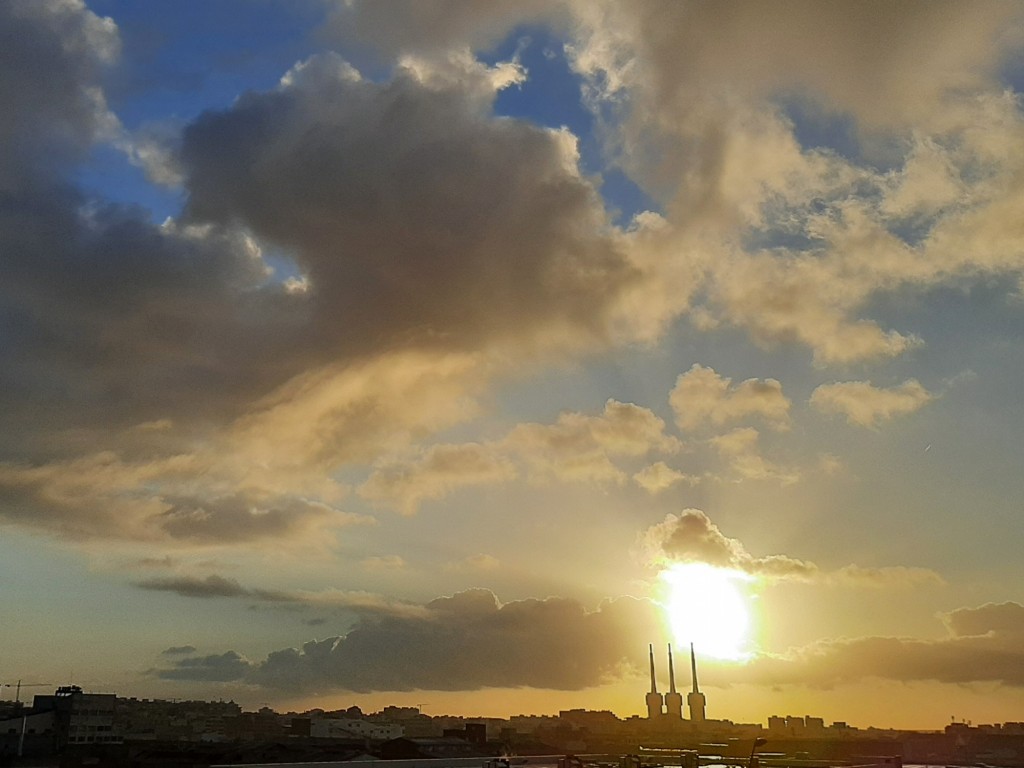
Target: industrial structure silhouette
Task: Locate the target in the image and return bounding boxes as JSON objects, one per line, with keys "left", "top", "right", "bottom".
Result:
{"left": 645, "top": 644, "right": 705, "bottom": 723}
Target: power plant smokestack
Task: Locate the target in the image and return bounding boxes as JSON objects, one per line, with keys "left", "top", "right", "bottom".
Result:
{"left": 687, "top": 642, "right": 706, "bottom": 723}
{"left": 645, "top": 644, "right": 664, "bottom": 719}
{"left": 690, "top": 641, "right": 699, "bottom": 694}
{"left": 664, "top": 643, "right": 683, "bottom": 718}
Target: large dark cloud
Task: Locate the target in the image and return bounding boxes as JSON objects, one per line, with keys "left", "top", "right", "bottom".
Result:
{"left": 0, "top": 0, "right": 118, "bottom": 184}
{"left": 179, "top": 53, "right": 637, "bottom": 359}
{"left": 156, "top": 651, "right": 253, "bottom": 683}
{"left": 0, "top": 4, "right": 651, "bottom": 545}
{"left": 730, "top": 602, "right": 1024, "bottom": 688}
{"left": 152, "top": 594, "right": 1024, "bottom": 693}
{"left": 153, "top": 589, "right": 667, "bottom": 693}
{"left": 0, "top": 1, "right": 301, "bottom": 454}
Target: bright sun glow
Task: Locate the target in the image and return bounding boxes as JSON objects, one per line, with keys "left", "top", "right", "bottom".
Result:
{"left": 662, "top": 562, "right": 753, "bottom": 661}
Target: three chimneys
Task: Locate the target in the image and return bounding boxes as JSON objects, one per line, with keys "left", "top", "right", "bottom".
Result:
{"left": 647, "top": 643, "right": 706, "bottom": 722}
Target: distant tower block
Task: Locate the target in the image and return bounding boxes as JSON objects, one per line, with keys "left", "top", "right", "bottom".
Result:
{"left": 646, "top": 644, "right": 664, "bottom": 719}
{"left": 664, "top": 643, "right": 683, "bottom": 719}
{"left": 687, "top": 642, "right": 706, "bottom": 723}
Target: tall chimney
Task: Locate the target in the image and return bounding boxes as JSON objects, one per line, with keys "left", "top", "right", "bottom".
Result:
{"left": 687, "top": 642, "right": 706, "bottom": 723}
{"left": 690, "top": 641, "right": 699, "bottom": 694}
{"left": 665, "top": 643, "right": 683, "bottom": 718}
{"left": 645, "top": 644, "right": 664, "bottom": 719}
{"left": 650, "top": 643, "right": 658, "bottom": 693}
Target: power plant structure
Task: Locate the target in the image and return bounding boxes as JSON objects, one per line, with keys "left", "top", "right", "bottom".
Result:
{"left": 645, "top": 644, "right": 664, "bottom": 719}
{"left": 687, "top": 641, "right": 706, "bottom": 723}
{"left": 664, "top": 644, "right": 684, "bottom": 718}
{"left": 645, "top": 643, "right": 707, "bottom": 723}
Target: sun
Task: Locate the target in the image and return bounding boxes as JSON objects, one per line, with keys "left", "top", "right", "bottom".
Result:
{"left": 661, "top": 562, "right": 753, "bottom": 661}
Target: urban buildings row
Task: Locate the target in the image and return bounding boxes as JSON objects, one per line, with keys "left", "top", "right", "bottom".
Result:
{"left": 4, "top": 683, "right": 1024, "bottom": 766}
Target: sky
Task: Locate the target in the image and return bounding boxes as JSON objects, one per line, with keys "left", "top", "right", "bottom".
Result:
{"left": 3, "top": 0, "right": 1024, "bottom": 731}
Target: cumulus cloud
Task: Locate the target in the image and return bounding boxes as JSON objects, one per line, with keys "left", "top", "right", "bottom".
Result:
{"left": 560, "top": 2, "right": 1024, "bottom": 365}
{"left": 153, "top": 589, "right": 666, "bottom": 693}
{"left": 641, "top": 510, "right": 816, "bottom": 580}
{"left": 640, "top": 510, "right": 941, "bottom": 587}
{"left": 1, "top": 2, "right": 698, "bottom": 546}
{"left": 506, "top": 399, "right": 682, "bottom": 485}
{"left": 729, "top": 602, "right": 1024, "bottom": 688}
{"left": 670, "top": 364, "right": 791, "bottom": 431}
{"left": 178, "top": 51, "right": 641, "bottom": 362}
{"left": 943, "top": 602, "right": 1024, "bottom": 638}
{"left": 709, "top": 428, "right": 800, "bottom": 485}
{"left": 153, "top": 593, "right": 1024, "bottom": 692}
{"left": 811, "top": 379, "right": 935, "bottom": 427}
{"left": 358, "top": 399, "right": 680, "bottom": 513}
{"left": 633, "top": 462, "right": 695, "bottom": 494}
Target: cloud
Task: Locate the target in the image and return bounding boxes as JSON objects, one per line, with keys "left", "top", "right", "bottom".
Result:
{"left": 150, "top": 590, "right": 667, "bottom": 693}
{"left": 161, "top": 645, "right": 197, "bottom": 656}
{"left": 137, "top": 574, "right": 250, "bottom": 599}
{"left": 633, "top": 462, "right": 695, "bottom": 494}
{"left": 0, "top": 0, "right": 119, "bottom": 185}
{"left": 360, "top": 443, "right": 517, "bottom": 516}
{"left": 155, "top": 651, "right": 253, "bottom": 682}
{"left": 153, "top": 593, "right": 1024, "bottom": 693}
{"left": 810, "top": 379, "right": 934, "bottom": 427}
{"left": 561, "top": 2, "right": 1024, "bottom": 365}
{"left": 709, "top": 428, "right": 800, "bottom": 485}
{"left": 136, "top": 574, "right": 296, "bottom": 602}
{"left": 729, "top": 602, "right": 1024, "bottom": 688}
{"left": 178, "top": 52, "right": 641, "bottom": 364}
{"left": 358, "top": 399, "right": 681, "bottom": 513}
{"left": 151, "top": 598, "right": 1024, "bottom": 690}
{"left": 641, "top": 510, "right": 817, "bottom": 580}
{"left": 943, "top": 602, "right": 1024, "bottom": 638}
{"left": 670, "top": 364, "right": 791, "bottom": 432}
{"left": 828, "top": 565, "right": 945, "bottom": 589}
{"left": 506, "top": 399, "right": 682, "bottom": 486}
{"left": 640, "top": 510, "right": 942, "bottom": 588}
{"left": 0, "top": 450, "right": 369, "bottom": 544}
{"left": 1, "top": 8, "right": 694, "bottom": 546}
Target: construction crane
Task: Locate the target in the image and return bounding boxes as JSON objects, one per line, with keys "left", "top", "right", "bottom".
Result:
{"left": 1, "top": 680, "right": 52, "bottom": 704}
